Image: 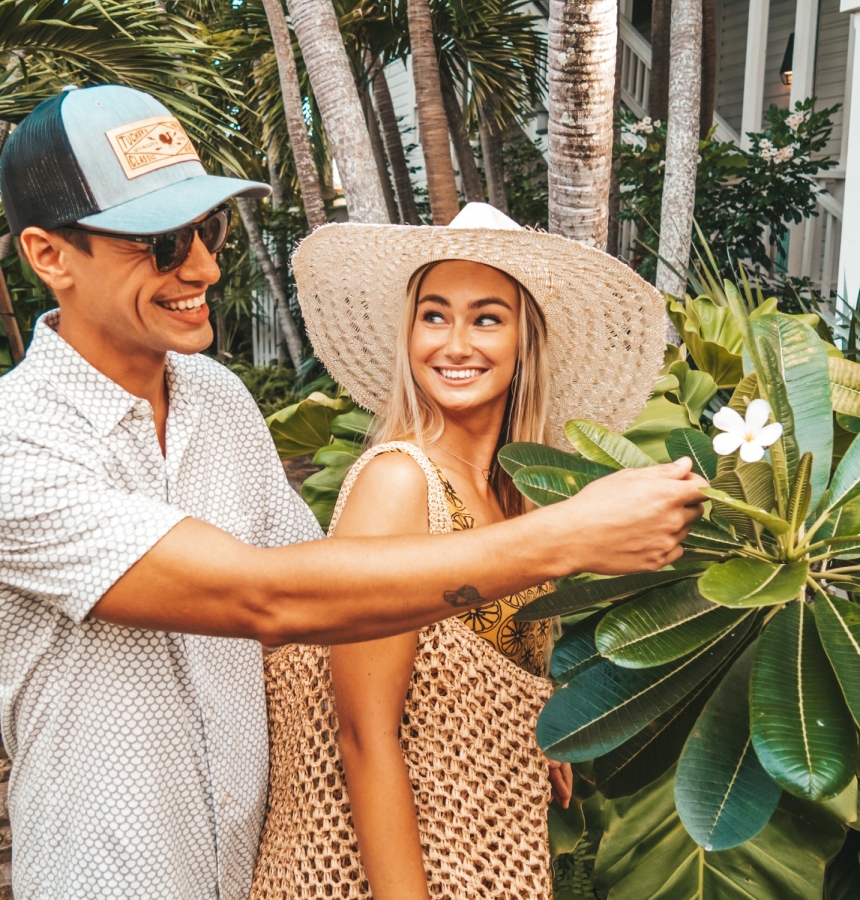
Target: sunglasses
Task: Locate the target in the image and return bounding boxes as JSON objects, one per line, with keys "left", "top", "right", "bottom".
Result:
{"left": 63, "top": 204, "right": 233, "bottom": 274}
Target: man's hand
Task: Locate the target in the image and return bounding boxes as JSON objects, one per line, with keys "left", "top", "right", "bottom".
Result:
{"left": 544, "top": 457, "right": 707, "bottom": 577}
{"left": 548, "top": 759, "right": 574, "bottom": 809}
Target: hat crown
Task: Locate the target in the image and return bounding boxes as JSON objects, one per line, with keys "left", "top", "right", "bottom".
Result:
{"left": 448, "top": 202, "right": 522, "bottom": 232}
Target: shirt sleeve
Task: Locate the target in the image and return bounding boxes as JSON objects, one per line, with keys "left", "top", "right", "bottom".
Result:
{"left": 0, "top": 433, "right": 187, "bottom": 624}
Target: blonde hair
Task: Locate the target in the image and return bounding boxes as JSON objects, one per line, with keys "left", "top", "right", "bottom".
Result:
{"left": 372, "top": 261, "right": 550, "bottom": 518}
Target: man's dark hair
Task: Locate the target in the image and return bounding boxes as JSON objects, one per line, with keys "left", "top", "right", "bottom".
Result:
{"left": 52, "top": 228, "right": 92, "bottom": 255}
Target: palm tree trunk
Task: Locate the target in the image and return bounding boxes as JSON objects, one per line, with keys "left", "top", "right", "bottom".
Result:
{"left": 267, "top": 137, "right": 286, "bottom": 211}
{"left": 440, "top": 73, "right": 484, "bottom": 203}
{"left": 700, "top": 0, "right": 716, "bottom": 139}
{"left": 286, "top": 0, "right": 388, "bottom": 224}
{"left": 261, "top": 0, "right": 327, "bottom": 229}
{"left": 656, "top": 0, "right": 702, "bottom": 303}
{"left": 547, "top": 0, "right": 617, "bottom": 248}
{"left": 0, "top": 260, "right": 24, "bottom": 365}
{"left": 363, "top": 55, "right": 399, "bottom": 223}
{"left": 478, "top": 96, "right": 508, "bottom": 214}
{"left": 649, "top": 0, "right": 671, "bottom": 122}
{"left": 372, "top": 64, "right": 421, "bottom": 224}
{"left": 236, "top": 198, "right": 305, "bottom": 369}
{"left": 407, "top": 0, "right": 461, "bottom": 224}
{"left": 607, "top": 4, "right": 624, "bottom": 257}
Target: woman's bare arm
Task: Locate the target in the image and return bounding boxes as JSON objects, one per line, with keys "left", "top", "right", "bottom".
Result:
{"left": 330, "top": 454, "right": 433, "bottom": 900}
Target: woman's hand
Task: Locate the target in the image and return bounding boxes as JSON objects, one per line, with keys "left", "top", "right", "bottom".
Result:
{"left": 548, "top": 759, "right": 573, "bottom": 808}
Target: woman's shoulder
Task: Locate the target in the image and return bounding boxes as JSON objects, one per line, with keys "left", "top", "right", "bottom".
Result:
{"left": 334, "top": 445, "right": 431, "bottom": 537}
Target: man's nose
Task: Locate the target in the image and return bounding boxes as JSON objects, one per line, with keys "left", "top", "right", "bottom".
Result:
{"left": 177, "top": 232, "right": 221, "bottom": 285}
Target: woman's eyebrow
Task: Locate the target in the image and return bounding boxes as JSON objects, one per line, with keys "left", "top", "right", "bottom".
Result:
{"left": 416, "top": 294, "right": 513, "bottom": 311}
{"left": 417, "top": 294, "right": 450, "bottom": 306}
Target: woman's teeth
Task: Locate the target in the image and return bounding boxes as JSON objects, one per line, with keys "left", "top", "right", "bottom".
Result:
{"left": 162, "top": 295, "right": 206, "bottom": 312}
{"left": 439, "top": 368, "right": 484, "bottom": 380}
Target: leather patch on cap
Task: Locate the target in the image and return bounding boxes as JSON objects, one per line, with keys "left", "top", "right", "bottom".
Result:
{"left": 105, "top": 115, "right": 200, "bottom": 179}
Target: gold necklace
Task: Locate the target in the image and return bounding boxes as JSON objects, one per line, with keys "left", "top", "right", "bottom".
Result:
{"left": 433, "top": 442, "right": 492, "bottom": 481}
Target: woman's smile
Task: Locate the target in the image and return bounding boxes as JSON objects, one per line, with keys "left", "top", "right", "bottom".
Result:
{"left": 434, "top": 366, "right": 488, "bottom": 383}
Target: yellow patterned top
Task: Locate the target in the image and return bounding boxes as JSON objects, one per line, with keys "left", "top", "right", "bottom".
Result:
{"left": 432, "top": 466, "right": 553, "bottom": 677}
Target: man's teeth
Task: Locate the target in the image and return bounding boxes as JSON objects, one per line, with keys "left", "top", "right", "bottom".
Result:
{"left": 440, "top": 368, "right": 483, "bottom": 380}
{"left": 162, "top": 295, "right": 206, "bottom": 312}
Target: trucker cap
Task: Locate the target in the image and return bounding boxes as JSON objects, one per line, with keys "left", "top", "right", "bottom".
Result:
{"left": 0, "top": 84, "right": 270, "bottom": 236}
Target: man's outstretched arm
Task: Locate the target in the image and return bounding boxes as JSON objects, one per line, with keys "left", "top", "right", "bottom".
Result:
{"left": 92, "top": 459, "right": 707, "bottom": 646}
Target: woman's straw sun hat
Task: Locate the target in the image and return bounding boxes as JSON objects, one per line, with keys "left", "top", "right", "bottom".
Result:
{"left": 292, "top": 202, "right": 665, "bottom": 449}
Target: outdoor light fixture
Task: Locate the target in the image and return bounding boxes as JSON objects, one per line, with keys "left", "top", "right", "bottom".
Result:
{"left": 534, "top": 106, "right": 549, "bottom": 136}
{"left": 780, "top": 33, "right": 794, "bottom": 86}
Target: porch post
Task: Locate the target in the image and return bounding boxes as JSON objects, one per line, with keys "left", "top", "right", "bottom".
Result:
{"left": 839, "top": 4, "right": 860, "bottom": 306}
{"left": 741, "top": 0, "right": 771, "bottom": 149}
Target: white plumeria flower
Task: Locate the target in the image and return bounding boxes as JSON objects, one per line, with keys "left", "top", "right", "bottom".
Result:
{"left": 712, "top": 398, "right": 784, "bottom": 463}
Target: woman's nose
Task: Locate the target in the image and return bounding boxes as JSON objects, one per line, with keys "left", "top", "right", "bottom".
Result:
{"left": 445, "top": 323, "right": 472, "bottom": 359}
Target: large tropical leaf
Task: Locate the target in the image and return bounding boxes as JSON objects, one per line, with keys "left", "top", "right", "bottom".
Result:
{"left": 751, "top": 601, "right": 858, "bottom": 800}
{"left": 595, "top": 579, "right": 750, "bottom": 668}
{"left": 267, "top": 392, "right": 353, "bottom": 459}
{"left": 592, "top": 671, "right": 721, "bottom": 799}
{"left": 497, "top": 442, "right": 604, "bottom": 478}
{"left": 622, "top": 394, "right": 694, "bottom": 463}
{"left": 751, "top": 314, "right": 833, "bottom": 511}
{"left": 563, "top": 420, "right": 655, "bottom": 469}
{"left": 512, "top": 464, "right": 611, "bottom": 507}
{"left": 700, "top": 487, "right": 789, "bottom": 536}
{"left": 816, "top": 499, "right": 860, "bottom": 559}
{"left": 683, "top": 519, "right": 746, "bottom": 553}
{"left": 516, "top": 567, "right": 704, "bottom": 622}
{"left": 699, "top": 558, "right": 807, "bottom": 608}
{"left": 675, "top": 644, "right": 781, "bottom": 850}
{"left": 592, "top": 766, "right": 845, "bottom": 900}
{"left": 829, "top": 357, "right": 860, "bottom": 425}
{"left": 547, "top": 800, "right": 586, "bottom": 860}
{"left": 664, "top": 428, "right": 718, "bottom": 480}
{"left": 551, "top": 615, "right": 603, "bottom": 684}
{"left": 820, "top": 432, "right": 860, "bottom": 520}
{"left": 815, "top": 590, "right": 860, "bottom": 728}
{"left": 666, "top": 295, "right": 744, "bottom": 389}
{"left": 536, "top": 620, "right": 752, "bottom": 761}
{"left": 710, "top": 462, "right": 776, "bottom": 541}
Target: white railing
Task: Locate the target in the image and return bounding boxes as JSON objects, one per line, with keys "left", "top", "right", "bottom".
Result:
{"left": 619, "top": 17, "right": 651, "bottom": 119}
{"left": 798, "top": 178, "right": 844, "bottom": 299}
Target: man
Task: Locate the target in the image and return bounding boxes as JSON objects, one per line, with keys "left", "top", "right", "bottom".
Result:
{"left": 0, "top": 84, "right": 706, "bottom": 899}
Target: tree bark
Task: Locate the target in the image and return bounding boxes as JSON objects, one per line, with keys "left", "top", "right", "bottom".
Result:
{"left": 362, "top": 57, "right": 399, "bottom": 223}
{"left": 700, "top": 0, "right": 716, "bottom": 139}
{"left": 0, "top": 260, "right": 25, "bottom": 365}
{"left": 441, "top": 73, "right": 484, "bottom": 204}
{"left": 547, "top": 0, "right": 617, "bottom": 248}
{"left": 287, "top": 0, "right": 388, "bottom": 224}
{"left": 261, "top": 0, "right": 327, "bottom": 229}
{"left": 607, "top": 4, "right": 624, "bottom": 257}
{"left": 649, "top": 0, "right": 671, "bottom": 123}
{"left": 478, "top": 96, "right": 509, "bottom": 214}
{"left": 407, "top": 0, "right": 461, "bottom": 224}
{"left": 267, "top": 137, "right": 286, "bottom": 211}
{"left": 656, "top": 0, "right": 702, "bottom": 307}
{"left": 236, "top": 197, "right": 305, "bottom": 369}
{"left": 372, "top": 63, "right": 421, "bottom": 224}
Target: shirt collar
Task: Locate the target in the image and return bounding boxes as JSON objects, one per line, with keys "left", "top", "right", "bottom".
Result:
{"left": 27, "top": 311, "right": 196, "bottom": 437}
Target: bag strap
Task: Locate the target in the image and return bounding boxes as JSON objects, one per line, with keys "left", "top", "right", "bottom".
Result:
{"left": 328, "top": 441, "right": 453, "bottom": 537}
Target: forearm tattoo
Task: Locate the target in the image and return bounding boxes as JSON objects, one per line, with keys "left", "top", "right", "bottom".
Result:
{"left": 444, "top": 585, "right": 487, "bottom": 608}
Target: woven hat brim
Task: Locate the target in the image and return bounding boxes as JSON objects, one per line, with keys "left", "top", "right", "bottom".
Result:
{"left": 292, "top": 222, "right": 665, "bottom": 449}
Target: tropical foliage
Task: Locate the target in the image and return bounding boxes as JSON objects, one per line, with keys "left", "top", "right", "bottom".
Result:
{"left": 617, "top": 99, "right": 840, "bottom": 281}
{"left": 504, "top": 263, "right": 860, "bottom": 890}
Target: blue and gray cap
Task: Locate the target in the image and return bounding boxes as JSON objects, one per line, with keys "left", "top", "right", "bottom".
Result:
{"left": 0, "top": 84, "right": 270, "bottom": 236}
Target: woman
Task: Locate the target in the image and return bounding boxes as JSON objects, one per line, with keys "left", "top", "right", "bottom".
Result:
{"left": 250, "top": 203, "right": 664, "bottom": 900}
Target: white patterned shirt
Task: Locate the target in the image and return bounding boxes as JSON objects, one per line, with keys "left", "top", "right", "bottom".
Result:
{"left": 0, "top": 312, "right": 323, "bottom": 900}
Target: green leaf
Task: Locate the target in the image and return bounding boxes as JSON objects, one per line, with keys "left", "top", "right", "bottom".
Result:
{"left": 665, "top": 428, "right": 718, "bottom": 480}
{"left": 311, "top": 438, "right": 362, "bottom": 470}
{"left": 564, "top": 420, "right": 656, "bottom": 470}
{"left": 683, "top": 519, "right": 745, "bottom": 552}
{"left": 267, "top": 392, "right": 353, "bottom": 459}
{"left": 668, "top": 360, "right": 718, "bottom": 425}
{"left": 593, "top": 671, "right": 720, "bottom": 799}
{"left": 727, "top": 371, "right": 760, "bottom": 414}
{"left": 751, "top": 602, "right": 858, "bottom": 800}
{"left": 592, "top": 766, "right": 845, "bottom": 900}
{"left": 699, "top": 558, "right": 808, "bottom": 607}
{"left": 814, "top": 591, "right": 860, "bottom": 728}
{"left": 595, "top": 579, "right": 750, "bottom": 668}
{"left": 329, "top": 408, "right": 373, "bottom": 442}
{"left": 551, "top": 617, "right": 603, "bottom": 684}
{"left": 536, "top": 620, "right": 752, "bottom": 761}
{"left": 512, "top": 463, "right": 612, "bottom": 507}
{"left": 700, "top": 487, "right": 789, "bottom": 536}
{"left": 517, "top": 568, "right": 704, "bottom": 622}
{"left": 623, "top": 395, "right": 694, "bottom": 463}
{"left": 752, "top": 314, "right": 834, "bottom": 511}
{"left": 829, "top": 356, "right": 860, "bottom": 420}
{"left": 547, "top": 801, "right": 586, "bottom": 859}
{"left": 667, "top": 294, "right": 744, "bottom": 389}
{"left": 710, "top": 463, "right": 776, "bottom": 541}
{"left": 788, "top": 452, "right": 813, "bottom": 536}
{"left": 821, "top": 433, "right": 860, "bottom": 518}
{"left": 815, "top": 499, "right": 860, "bottom": 559}
{"left": 675, "top": 644, "right": 781, "bottom": 850}
{"left": 497, "top": 442, "right": 601, "bottom": 478}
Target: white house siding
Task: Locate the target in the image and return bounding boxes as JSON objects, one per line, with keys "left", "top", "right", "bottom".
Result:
{"left": 816, "top": 0, "right": 850, "bottom": 158}
{"left": 763, "top": 0, "right": 795, "bottom": 113}
{"left": 382, "top": 56, "right": 426, "bottom": 189}
{"left": 715, "top": 0, "right": 750, "bottom": 133}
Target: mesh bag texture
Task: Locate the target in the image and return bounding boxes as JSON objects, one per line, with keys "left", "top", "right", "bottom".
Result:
{"left": 250, "top": 443, "right": 554, "bottom": 899}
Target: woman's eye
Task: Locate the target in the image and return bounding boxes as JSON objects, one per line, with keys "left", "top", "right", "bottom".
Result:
{"left": 422, "top": 311, "right": 446, "bottom": 324}
{"left": 476, "top": 314, "right": 502, "bottom": 326}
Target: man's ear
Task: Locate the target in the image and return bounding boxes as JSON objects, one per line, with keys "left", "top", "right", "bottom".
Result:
{"left": 18, "top": 228, "right": 78, "bottom": 292}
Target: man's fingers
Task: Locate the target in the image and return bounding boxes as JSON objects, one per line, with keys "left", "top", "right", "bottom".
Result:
{"left": 661, "top": 456, "right": 693, "bottom": 477}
